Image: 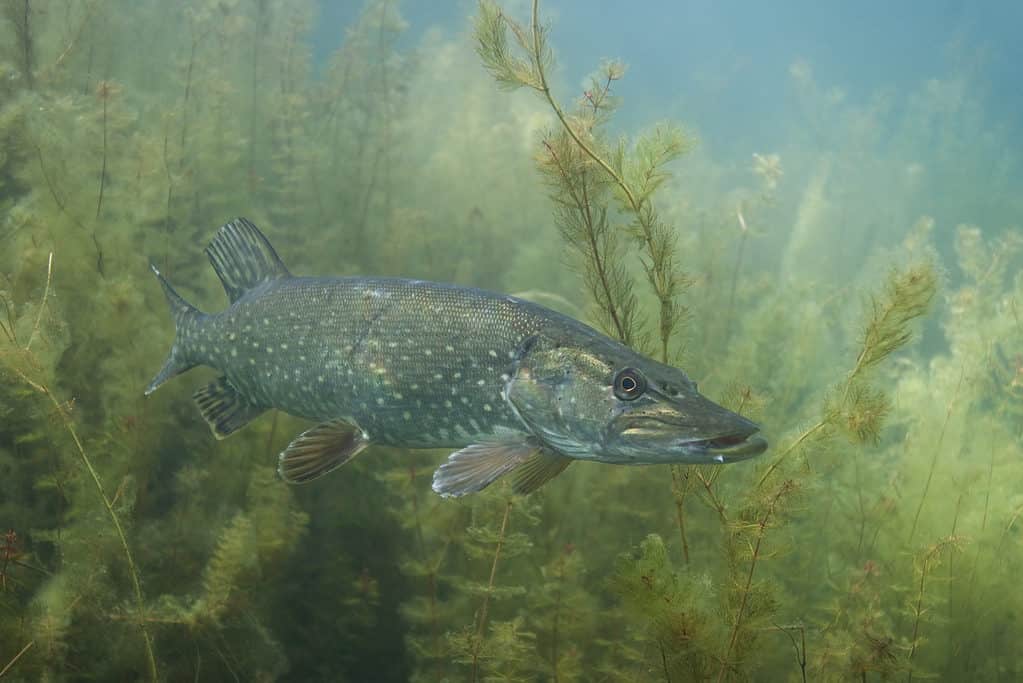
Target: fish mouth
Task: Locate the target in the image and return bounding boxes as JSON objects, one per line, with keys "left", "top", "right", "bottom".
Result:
{"left": 612, "top": 398, "right": 768, "bottom": 464}
{"left": 685, "top": 432, "right": 768, "bottom": 463}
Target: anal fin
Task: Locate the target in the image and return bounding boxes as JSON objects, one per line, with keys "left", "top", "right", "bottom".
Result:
{"left": 278, "top": 419, "right": 369, "bottom": 484}
{"left": 432, "top": 438, "right": 538, "bottom": 498}
{"left": 193, "top": 376, "right": 265, "bottom": 438}
{"left": 511, "top": 450, "right": 572, "bottom": 495}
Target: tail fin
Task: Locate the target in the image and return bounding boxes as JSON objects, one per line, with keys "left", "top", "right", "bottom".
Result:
{"left": 145, "top": 264, "right": 201, "bottom": 396}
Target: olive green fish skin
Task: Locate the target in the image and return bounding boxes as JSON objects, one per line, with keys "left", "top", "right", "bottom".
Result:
{"left": 180, "top": 276, "right": 548, "bottom": 448}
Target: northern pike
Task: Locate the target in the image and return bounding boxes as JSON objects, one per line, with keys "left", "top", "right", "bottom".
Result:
{"left": 147, "top": 218, "right": 767, "bottom": 496}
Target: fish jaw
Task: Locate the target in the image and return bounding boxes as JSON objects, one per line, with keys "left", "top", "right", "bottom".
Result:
{"left": 604, "top": 392, "right": 768, "bottom": 465}
{"left": 670, "top": 432, "right": 768, "bottom": 464}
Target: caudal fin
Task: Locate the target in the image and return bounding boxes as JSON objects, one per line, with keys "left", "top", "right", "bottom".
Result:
{"left": 145, "top": 263, "right": 201, "bottom": 396}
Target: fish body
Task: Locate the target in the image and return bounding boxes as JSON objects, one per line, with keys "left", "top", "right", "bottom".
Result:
{"left": 148, "top": 219, "right": 767, "bottom": 496}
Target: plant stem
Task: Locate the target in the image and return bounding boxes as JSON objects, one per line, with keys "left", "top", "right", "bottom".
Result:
{"left": 908, "top": 367, "right": 963, "bottom": 545}
{"left": 659, "top": 639, "right": 672, "bottom": 682}
{"left": 724, "top": 213, "right": 748, "bottom": 342}
{"left": 670, "top": 465, "right": 691, "bottom": 564}
{"left": 551, "top": 553, "right": 563, "bottom": 682}
{"left": 774, "top": 622, "right": 807, "bottom": 683}
{"left": 471, "top": 499, "right": 512, "bottom": 683}
{"left": 756, "top": 421, "right": 824, "bottom": 489}
{"left": 542, "top": 139, "right": 628, "bottom": 343}
{"left": 13, "top": 370, "right": 158, "bottom": 680}
{"left": 9, "top": 0, "right": 35, "bottom": 89}
{"left": 96, "top": 91, "right": 108, "bottom": 219}
{"left": 529, "top": 0, "right": 634, "bottom": 212}
{"left": 25, "top": 252, "right": 52, "bottom": 351}
{"left": 406, "top": 464, "right": 442, "bottom": 665}
{"left": 906, "top": 548, "right": 937, "bottom": 683}
{"left": 717, "top": 481, "right": 790, "bottom": 682}
{"left": 178, "top": 31, "right": 200, "bottom": 171}
{"left": 696, "top": 468, "right": 728, "bottom": 523}
{"left": 528, "top": 0, "right": 679, "bottom": 360}
{"left": 8, "top": 255, "right": 158, "bottom": 680}
{"left": 161, "top": 130, "right": 174, "bottom": 267}
{"left": 0, "top": 640, "right": 34, "bottom": 678}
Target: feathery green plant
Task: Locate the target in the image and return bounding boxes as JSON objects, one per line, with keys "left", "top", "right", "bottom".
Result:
{"left": 476, "top": 0, "right": 692, "bottom": 360}
{"left": 612, "top": 534, "right": 720, "bottom": 681}
{"left": 758, "top": 260, "right": 937, "bottom": 488}
{"left": 0, "top": 254, "right": 157, "bottom": 680}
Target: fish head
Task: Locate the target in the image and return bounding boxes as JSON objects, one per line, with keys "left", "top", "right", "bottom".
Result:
{"left": 505, "top": 337, "right": 767, "bottom": 465}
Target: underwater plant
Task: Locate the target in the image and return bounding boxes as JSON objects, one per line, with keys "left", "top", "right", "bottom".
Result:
{"left": 2, "top": 1, "right": 1021, "bottom": 681}
{"left": 0, "top": 254, "right": 157, "bottom": 678}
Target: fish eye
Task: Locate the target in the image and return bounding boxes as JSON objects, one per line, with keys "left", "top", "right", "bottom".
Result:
{"left": 613, "top": 367, "right": 646, "bottom": 401}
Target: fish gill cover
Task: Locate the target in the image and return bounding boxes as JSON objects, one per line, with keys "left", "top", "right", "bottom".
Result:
{"left": 0, "top": 1, "right": 1021, "bottom": 681}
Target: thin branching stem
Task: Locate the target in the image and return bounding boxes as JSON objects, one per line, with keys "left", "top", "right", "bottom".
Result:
{"left": 696, "top": 468, "right": 729, "bottom": 523}
{"left": 773, "top": 622, "right": 807, "bottom": 683}
{"left": 11, "top": 371, "right": 158, "bottom": 680}
{"left": 405, "top": 463, "right": 442, "bottom": 664}
{"left": 52, "top": 0, "right": 97, "bottom": 71}
{"left": 529, "top": 1, "right": 635, "bottom": 212}
{"left": 724, "top": 209, "right": 749, "bottom": 342}
{"left": 907, "top": 366, "right": 964, "bottom": 545}
{"left": 7, "top": 255, "right": 158, "bottom": 681}
{"left": 659, "top": 639, "right": 672, "bottom": 683}
{"left": 28, "top": 132, "right": 86, "bottom": 232}
{"left": 756, "top": 421, "right": 824, "bottom": 489}
{"left": 25, "top": 249, "right": 52, "bottom": 352}
{"left": 906, "top": 537, "right": 960, "bottom": 683}
{"left": 551, "top": 552, "right": 564, "bottom": 682}
{"left": 670, "top": 465, "right": 691, "bottom": 564}
{"left": 178, "top": 25, "right": 202, "bottom": 170}
{"left": 963, "top": 437, "right": 999, "bottom": 633}
{"left": 0, "top": 640, "right": 34, "bottom": 678}
{"left": 717, "top": 481, "right": 791, "bottom": 682}
{"left": 470, "top": 498, "right": 513, "bottom": 683}
{"left": 542, "top": 139, "right": 628, "bottom": 342}
{"left": 1, "top": 296, "right": 17, "bottom": 344}
{"left": 96, "top": 87, "right": 109, "bottom": 218}
{"left": 528, "top": 0, "right": 682, "bottom": 361}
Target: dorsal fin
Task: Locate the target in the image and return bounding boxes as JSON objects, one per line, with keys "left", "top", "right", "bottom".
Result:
{"left": 205, "top": 218, "right": 291, "bottom": 303}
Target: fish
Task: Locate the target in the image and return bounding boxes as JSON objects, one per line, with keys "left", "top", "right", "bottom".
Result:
{"left": 146, "top": 218, "right": 768, "bottom": 497}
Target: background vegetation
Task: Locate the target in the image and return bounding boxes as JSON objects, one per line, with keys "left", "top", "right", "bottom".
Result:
{"left": 1, "top": 1, "right": 1020, "bottom": 681}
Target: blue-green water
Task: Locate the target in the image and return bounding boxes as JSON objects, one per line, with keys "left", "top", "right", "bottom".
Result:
{"left": 1, "top": 1, "right": 1020, "bottom": 680}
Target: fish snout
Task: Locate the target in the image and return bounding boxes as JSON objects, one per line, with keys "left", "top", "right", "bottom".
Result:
{"left": 677, "top": 396, "right": 767, "bottom": 462}
{"left": 611, "top": 393, "right": 767, "bottom": 464}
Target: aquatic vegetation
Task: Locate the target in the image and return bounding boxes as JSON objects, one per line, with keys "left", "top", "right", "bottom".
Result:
{"left": 477, "top": 0, "right": 692, "bottom": 360}
{"left": 1, "top": 0, "right": 1021, "bottom": 681}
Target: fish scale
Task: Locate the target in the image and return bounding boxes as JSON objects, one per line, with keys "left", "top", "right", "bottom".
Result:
{"left": 195, "top": 276, "right": 536, "bottom": 446}
{"left": 147, "top": 218, "right": 768, "bottom": 497}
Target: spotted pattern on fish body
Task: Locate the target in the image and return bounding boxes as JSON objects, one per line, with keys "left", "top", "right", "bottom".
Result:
{"left": 147, "top": 218, "right": 768, "bottom": 497}
{"left": 198, "top": 276, "right": 534, "bottom": 445}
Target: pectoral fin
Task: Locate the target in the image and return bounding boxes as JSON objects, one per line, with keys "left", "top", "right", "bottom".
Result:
{"left": 432, "top": 438, "right": 538, "bottom": 497}
{"left": 511, "top": 450, "right": 572, "bottom": 495}
{"left": 193, "top": 376, "right": 265, "bottom": 438}
{"left": 278, "top": 419, "right": 369, "bottom": 484}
